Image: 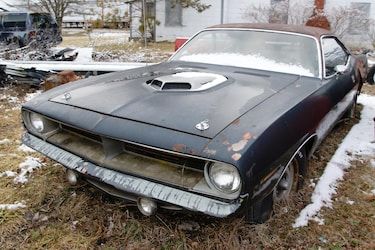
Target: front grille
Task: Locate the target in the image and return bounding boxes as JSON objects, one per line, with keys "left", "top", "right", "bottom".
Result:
{"left": 123, "top": 142, "right": 205, "bottom": 170}
{"left": 48, "top": 124, "right": 206, "bottom": 189}
{"left": 61, "top": 124, "right": 102, "bottom": 143}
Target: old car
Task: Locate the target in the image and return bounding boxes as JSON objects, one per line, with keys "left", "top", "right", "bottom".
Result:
{"left": 21, "top": 23, "right": 367, "bottom": 223}
{"left": 0, "top": 12, "right": 62, "bottom": 48}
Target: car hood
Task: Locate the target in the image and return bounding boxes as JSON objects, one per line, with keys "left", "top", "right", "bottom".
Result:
{"left": 49, "top": 62, "right": 299, "bottom": 139}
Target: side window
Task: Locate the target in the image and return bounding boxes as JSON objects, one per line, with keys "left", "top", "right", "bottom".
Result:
{"left": 322, "top": 38, "right": 348, "bottom": 77}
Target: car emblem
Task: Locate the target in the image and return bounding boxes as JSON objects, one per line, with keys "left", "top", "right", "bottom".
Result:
{"left": 63, "top": 92, "right": 71, "bottom": 101}
{"left": 195, "top": 119, "right": 209, "bottom": 131}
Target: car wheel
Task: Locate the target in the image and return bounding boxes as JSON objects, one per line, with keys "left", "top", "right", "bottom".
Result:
{"left": 367, "top": 65, "right": 375, "bottom": 85}
{"left": 343, "top": 97, "right": 357, "bottom": 119}
{"left": 273, "top": 152, "right": 302, "bottom": 202}
{"left": 246, "top": 148, "right": 307, "bottom": 223}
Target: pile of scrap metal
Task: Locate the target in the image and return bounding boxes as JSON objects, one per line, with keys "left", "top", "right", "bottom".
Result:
{"left": 0, "top": 46, "right": 78, "bottom": 61}
{"left": 0, "top": 64, "right": 80, "bottom": 89}
{"left": 0, "top": 64, "right": 50, "bottom": 86}
{"left": 25, "top": 48, "right": 79, "bottom": 62}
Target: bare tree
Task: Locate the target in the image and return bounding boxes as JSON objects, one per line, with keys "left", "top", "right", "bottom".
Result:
{"left": 175, "top": 0, "right": 210, "bottom": 12}
{"left": 327, "top": 6, "right": 371, "bottom": 39}
{"left": 244, "top": 1, "right": 313, "bottom": 25}
{"left": 35, "top": 0, "right": 83, "bottom": 27}
{"left": 244, "top": 2, "right": 373, "bottom": 46}
{"left": 368, "top": 21, "right": 375, "bottom": 48}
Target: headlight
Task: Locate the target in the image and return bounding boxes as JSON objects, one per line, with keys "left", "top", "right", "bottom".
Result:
{"left": 209, "top": 163, "right": 241, "bottom": 193}
{"left": 29, "top": 112, "right": 45, "bottom": 132}
{"left": 23, "top": 111, "right": 59, "bottom": 134}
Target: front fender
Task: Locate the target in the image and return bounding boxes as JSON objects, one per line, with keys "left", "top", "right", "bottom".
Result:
{"left": 250, "top": 133, "right": 314, "bottom": 200}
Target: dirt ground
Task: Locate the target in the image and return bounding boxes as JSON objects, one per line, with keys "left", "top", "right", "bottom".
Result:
{"left": 0, "top": 84, "right": 374, "bottom": 249}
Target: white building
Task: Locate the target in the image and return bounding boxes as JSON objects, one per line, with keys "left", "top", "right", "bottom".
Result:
{"left": 128, "top": 0, "right": 375, "bottom": 47}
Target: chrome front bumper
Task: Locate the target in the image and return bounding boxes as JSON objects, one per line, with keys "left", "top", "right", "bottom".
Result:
{"left": 22, "top": 133, "right": 241, "bottom": 217}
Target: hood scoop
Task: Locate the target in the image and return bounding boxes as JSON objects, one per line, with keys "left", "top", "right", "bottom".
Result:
{"left": 146, "top": 72, "right": 227, "bottom": 91}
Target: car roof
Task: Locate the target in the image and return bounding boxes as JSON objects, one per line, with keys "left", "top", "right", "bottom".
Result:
{"left": 207, "top": 23, "right": 332, "bottom": 39}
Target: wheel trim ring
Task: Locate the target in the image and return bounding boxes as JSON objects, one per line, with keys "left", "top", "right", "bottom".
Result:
{"left": 273, "top": 158, "right": 298, "bottom": 202}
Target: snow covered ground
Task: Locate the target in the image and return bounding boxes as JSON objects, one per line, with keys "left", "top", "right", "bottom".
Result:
{"left": 0, "top": 202, "right": 26, "bottom": 210}
{"left": 293, "top": 94, "right": 375, "bottom": 228}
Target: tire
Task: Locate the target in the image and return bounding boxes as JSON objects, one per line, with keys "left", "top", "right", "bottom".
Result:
{"left": 246, "top": 147, "right": 307, "bottom": 223}
{"left": 367, "top": 65, "right": 375, "bottom": 85}
{"left": 343, "top": 97, "right": 357, "bottom": 119}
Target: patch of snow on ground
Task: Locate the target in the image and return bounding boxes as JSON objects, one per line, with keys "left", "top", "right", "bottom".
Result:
{"left": 293, "top": 94, "right": 375, "bottom": 228}
{"left": 18, "top": 144, "right": 36, "bottom": 153}
{"left": 13, "top": 157, "right": 43, "bottom": 184}
{"left": 24, "top": 90, "right": 43, "bottom": 102}
{"left": 89, "top": 30, "right": 129, "bottom": 46}
{"left": 0, "top": 94, "right": 19, "bottom": 104}
{"left": 0, "top": 138, "right": 11, "bottom": 145}
{"left": 371, "top": 189, "right": 375, "bottom": 195}
{"left": 73, "top": 48, "right": 93, "bottom": 63}
{"left": 0, "top": 202, "right": 26, "bottom": 210}
{"left": 346, "top": 200, "right": 355, "bottom": 205}
{"left": 0, "top": 170, "right": 17, "bottom": 177}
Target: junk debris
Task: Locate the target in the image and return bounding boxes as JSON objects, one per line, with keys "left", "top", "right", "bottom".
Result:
{"left": 0, "top": 46, "right": 79, "bottom": 62}
{"left": 0, "top": 64, "right": 50, "bottom": 86}
{"left": 44, "top": 71, "right": 80, "bottom": 90}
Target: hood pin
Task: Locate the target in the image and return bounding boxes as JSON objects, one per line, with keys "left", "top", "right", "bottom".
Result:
{"left": 195, "top": 119, "right": 210, "bottom": 131}
{"left": 63, "top": 92, "right": 71, "bottom": 101}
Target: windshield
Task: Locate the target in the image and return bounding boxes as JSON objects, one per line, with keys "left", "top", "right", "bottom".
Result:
{"left": 171, "top": 30, "right": 320, "bottom": 77}
{"left": 2, "top": 13, "right": 27, "bottom": 31}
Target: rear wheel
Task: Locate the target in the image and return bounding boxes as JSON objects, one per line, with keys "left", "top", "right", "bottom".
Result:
{"left": 246, "top": 148, "right": 307, "bottom": 223}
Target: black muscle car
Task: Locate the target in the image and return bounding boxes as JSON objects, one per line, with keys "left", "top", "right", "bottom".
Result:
{"left": 21, "top": 23, "right": 367, "bottom": 222}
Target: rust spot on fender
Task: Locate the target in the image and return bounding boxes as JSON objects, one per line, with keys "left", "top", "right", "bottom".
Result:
{"left": 232, "top": 118, "right": 241, "bottom": 126}
{"left": 222, "top": 140, "right": 231, "bottom": 146}
{"left": 230, "top": 139, "right": 248, "bottom": 152}
{"left": 232, "top": 153, "right": 242, "bottom": 161}
{"left": 242, "top": 132, "right": 252, "bottom": 140}
{"left": 203, "top": 147, "right": 217, "bottom": 156}
{"left": 172, "top": 144, "right": 187, "bottom": 153}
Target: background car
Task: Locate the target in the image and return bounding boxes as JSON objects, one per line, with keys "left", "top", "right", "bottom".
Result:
{"left": 0, "top": 12, "right": 62, "bottom": 48}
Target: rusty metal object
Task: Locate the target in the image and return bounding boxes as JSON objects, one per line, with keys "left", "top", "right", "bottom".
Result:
{"left": 44, "top": 71, "right": 80, "bottom": 90}
{"left": 306, "top": 0, "right": 331, "bottom": 30}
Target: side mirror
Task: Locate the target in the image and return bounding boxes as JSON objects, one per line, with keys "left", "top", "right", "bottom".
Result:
{"left": 334, "top": 64, "right": 347, "bottom": 74}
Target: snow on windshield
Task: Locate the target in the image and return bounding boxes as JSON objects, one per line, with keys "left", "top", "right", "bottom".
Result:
{"left": 172, "top": 30, "right": 320, "bottom": 77}
{"left": 179, "top": 53, "right": 315, "bottom": 77}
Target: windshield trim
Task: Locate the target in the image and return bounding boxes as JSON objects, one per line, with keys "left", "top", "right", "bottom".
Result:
{"left": 169, "top": 28, "right": 323, "bottom": 79}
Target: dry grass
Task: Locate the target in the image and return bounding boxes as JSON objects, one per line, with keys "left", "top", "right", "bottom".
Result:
{"left": 60, "top": 35, "right": 91, "bottom": 48}
{"left": 0, "top": 84, "right": 374, "bottom": 249}
{"left": 94, "top": 41, "right": 174, "bottom": 53}
{"left": 60, "top": 29, "right": 174, "bottom": 53}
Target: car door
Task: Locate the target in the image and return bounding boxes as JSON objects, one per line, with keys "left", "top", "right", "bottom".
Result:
{"left": 314, "top": 36, "right": 357, "bottom": 140}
